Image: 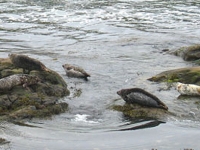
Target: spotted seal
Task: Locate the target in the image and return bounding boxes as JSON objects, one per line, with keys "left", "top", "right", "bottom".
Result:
{"left": 0, "top": 74, "right": 40, "bottom": 91}
{"left": 117, "top": 88, "right": 168, "bottom": 110}
{"left": 9, "top": 54, "right": 49, "bottom": 73}
{"left": 62, "top": 64, "right": 90, "bottom": 80}
{"left": 174, "top": 82, "right": 200, "bottom": 96}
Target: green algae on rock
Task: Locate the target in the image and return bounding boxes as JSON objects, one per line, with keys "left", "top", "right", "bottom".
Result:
{"left": 0, "top": 56, "right": 69, "bottom": 120}
{"left": 148, "top": 67, "right": 200, "bottom": 85}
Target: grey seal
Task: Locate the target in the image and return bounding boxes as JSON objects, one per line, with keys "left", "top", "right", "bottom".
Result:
{"left": 9, "top": 54, "right": 49, "bottom": 73}
{"left": 117, "top": 88, "right": 168, "bottom": 110}
{"left": 62, "top": 64, "right": 90, "bottom": 80}
{"left": 0, "top": 74, "right": 40, "bottom": 90}
{"left": 174, "top": 82, "right": 200, "bottom": 96}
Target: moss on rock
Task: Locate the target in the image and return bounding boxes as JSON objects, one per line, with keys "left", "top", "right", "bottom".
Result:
{"left": 8, "top": 103, "right": 68, "bottom": 119}
{"left": 148, "top": 67, "right": 200, "bottom": 85}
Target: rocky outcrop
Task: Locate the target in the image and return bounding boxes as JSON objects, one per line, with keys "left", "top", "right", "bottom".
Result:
{"left": 0, "top": 56, "right": 69, "bottom": 120}
{"left": 173, "top": 44, "right": 200, "bottom": 62}
{"left": 148, "top": 67, "right": 200, "bottom": 85}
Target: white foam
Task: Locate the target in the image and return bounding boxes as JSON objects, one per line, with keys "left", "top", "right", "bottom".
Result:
{"left": 73, "top": 114, "right": 99, "bottom": 124}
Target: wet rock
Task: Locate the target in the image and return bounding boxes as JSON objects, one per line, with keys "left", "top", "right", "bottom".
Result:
{"left": 0, "top": 58, "right": 13, "bottom": 71}
{"left": 173, "top": 44, "right": 200, "bottom": 61}
{"left": 30, "top": 70, "right": 68, "bottom": 88}
{"left": 148, "top": 67, "right": 200, "bottom": 85}
{"left": 111, "top": 103, "right": 172, "bottom": 119}
{"left": 1, "top": 68, "right": 24, "bottom": 78}
{"left": 0, "top": 55, "right": 70, "bottom": 120}
{"left": 8, "top": 103, "right": 68, "bottom": 119}
{"left": 0, "top": 137, "right": 10, "bottom": 145}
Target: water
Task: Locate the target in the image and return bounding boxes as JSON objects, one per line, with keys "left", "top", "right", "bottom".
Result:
{"left": 0, "top": 0, "right": 200, "bottom": 149}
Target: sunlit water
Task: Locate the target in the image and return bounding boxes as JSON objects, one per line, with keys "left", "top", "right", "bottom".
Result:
{"left": 0, "top": 0, "right": 200, "bottom": 149}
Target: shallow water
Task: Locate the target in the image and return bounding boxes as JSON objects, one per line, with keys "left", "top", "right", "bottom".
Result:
{"left": 0, "top": 0, "right": 200, "bottom": 149}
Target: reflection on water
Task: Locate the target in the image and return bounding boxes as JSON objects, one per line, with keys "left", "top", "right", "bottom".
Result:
{"left": 0, "top": 0, "right": 200, "bottom": 149}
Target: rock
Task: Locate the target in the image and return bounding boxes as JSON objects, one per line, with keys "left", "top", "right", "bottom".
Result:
{"left": 0, "top": 55, "right": 70, "bottom": 120}
{"left": 111, "top": 103, "right": 172, "bottom": 119}
{"left": 1, "top": 68, "right": 23, "bottom": 78}
{"left": 62, "top": 64, "right": 90, "bottom": 80}
{"left": 0, "top": 58, "right": 12, "bottom": 71}
{"left": 8, "top": 103, "right": 68, "bottom": 119}
{"left": 173, "top": 44, "right": 200, "bottom": 61}
{"left": 148, "top": 67, "right": 200, "bottom": 85}
{"left": 0, "top": 137, "right": 9, "bottom": 145}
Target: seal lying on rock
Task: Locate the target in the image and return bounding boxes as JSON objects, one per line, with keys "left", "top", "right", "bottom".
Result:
{"left": 0, "top": 74, "right": 40, "bottom": 90}
{"left": 9, "top": 54, "right": 49, "bottom": 73}
{"left": 62, "top": 64, "right": 90, "bottom": 80}
{"left": 174, "top": 82, "right": 200, "bottom": 96}
{"left": 117, "top": 88, "right": 168, "bottom": 110}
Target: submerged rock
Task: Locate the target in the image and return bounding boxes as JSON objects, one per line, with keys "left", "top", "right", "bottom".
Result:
{"left": 0, "top": 55, "right": 70, "bottom": 120}
{"left": 174, "top": 82, "right": 200, "bottom": 96}
{"left": 0, "top": 137, "right": 10, "bottom": 145}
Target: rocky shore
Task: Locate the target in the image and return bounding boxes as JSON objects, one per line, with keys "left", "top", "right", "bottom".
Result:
{"left": 0, "top": 56, "right": 70, "bottom": 121}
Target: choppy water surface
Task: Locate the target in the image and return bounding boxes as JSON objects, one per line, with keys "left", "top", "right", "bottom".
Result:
{"left": 0, "top": 0, "right": 200, "bottom": 149}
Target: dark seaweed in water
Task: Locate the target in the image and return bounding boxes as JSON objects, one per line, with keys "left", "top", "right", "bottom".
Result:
{"left": 117, "top": 88, "right": 168, "bottom": 110}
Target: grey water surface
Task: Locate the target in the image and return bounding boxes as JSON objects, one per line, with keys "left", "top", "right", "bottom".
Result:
{"left": 0, "top": 0, "right": 200, "bottom": 149}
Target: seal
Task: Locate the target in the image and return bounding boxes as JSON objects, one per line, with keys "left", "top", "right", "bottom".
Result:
{"left": 117, "top": 88, "right": 168, "bottom": 110}
{"left": 62, "top": 64, "right": 90, "bottom": 80}
{"left": 0, "top": 74, "right": 40, "bottom": 91}
{"left": 174, "top": 82, "right": 200, "bottom": 96}
{"left": 9, "top": 54, "right": 49, "bottom": 73}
